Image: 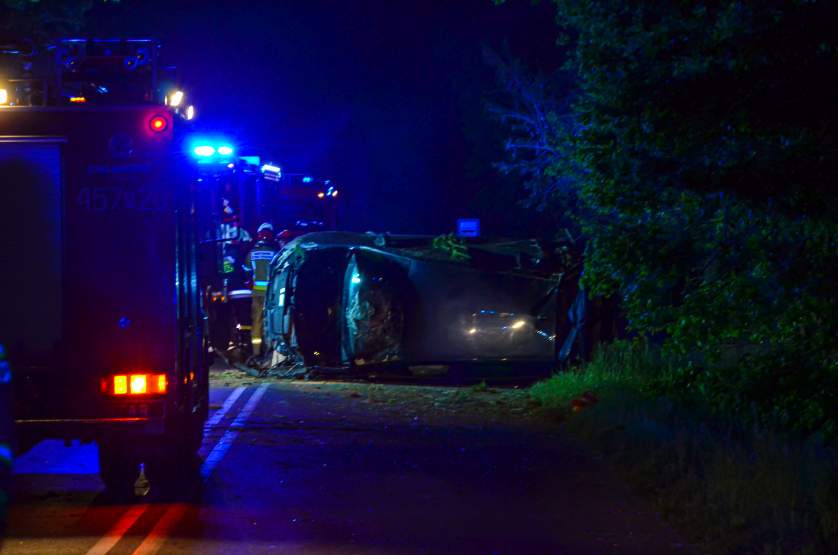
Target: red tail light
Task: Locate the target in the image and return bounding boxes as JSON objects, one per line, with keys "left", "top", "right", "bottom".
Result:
{"left": 130, "top": 374, "right": 147, "bottom": 394}
{"left": 104, "top": 373, "right": 168, "bottom": 396}
{"left": 148, "top": 114, "right": 169, "bottom": 133}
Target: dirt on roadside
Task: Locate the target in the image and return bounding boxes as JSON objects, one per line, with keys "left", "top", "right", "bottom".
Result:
{"left": 210, "top": 367, "right": 552, "bottom": 429}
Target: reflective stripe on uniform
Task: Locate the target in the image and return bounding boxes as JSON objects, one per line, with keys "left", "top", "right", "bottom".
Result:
{"left": 253, "top": 280, "right": 268, "bottom": 292}
{"left": 250, "top": 250, "right": 276, "bottom": 272}
{"left": 250, "top": 250, "right": 276, "bottom": 260}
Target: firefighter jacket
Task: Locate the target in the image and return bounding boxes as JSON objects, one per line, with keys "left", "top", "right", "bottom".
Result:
{"left": 245, "top": 241, "right": 277, "bottom": 293}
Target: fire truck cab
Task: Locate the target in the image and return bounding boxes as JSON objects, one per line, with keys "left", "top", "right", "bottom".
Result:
{"left": 1, "top": 38, "right": 210, "bottom": 496}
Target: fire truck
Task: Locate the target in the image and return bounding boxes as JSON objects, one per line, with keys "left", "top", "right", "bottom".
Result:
{"left": 0, "top": 38, "right": 214, "bottom": 496}
{"left": 200, "top": 160, "right": 342, "bottom": 357}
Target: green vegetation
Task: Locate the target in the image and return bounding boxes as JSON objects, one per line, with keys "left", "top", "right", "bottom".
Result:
{"left": 493, "top": 1, "right": 838, "bottom": 438}
{"left": 431, "top": 234, "right": 471, "bottom": 262}
{"left": 470, "top": 380, "right": 490, "bottom": 393}
{"left": 530, "top": 341, "right": 838, "bottom": 554}
{"left": 1, "top": 1, "right": 106, "bottom": 38}
{"left": 495, "top": 3, "right": 838, "bottom": 550}
{"left": 531, "top": 341, "right": 657, "bottom": 408}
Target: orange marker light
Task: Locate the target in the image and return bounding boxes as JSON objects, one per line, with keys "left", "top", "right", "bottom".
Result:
{"left": 130, "top": 374, "right": 148, "bottom": 394}
{"left": 157, "top": 374, "right": 167, "bottom": 394}
{"left": 69, "top": 96, "right": 87, "bottom": 103}
{"left": 113, "top": 375, "right": 128, "bottom": 395}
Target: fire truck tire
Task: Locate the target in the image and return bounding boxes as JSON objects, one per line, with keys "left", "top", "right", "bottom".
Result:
{"left": 98, "top": 439, "right": 142, "bottom": 499}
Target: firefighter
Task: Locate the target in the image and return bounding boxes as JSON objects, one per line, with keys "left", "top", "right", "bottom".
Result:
{"left": 245, "top": 223, "right": 278, "bottom": 355}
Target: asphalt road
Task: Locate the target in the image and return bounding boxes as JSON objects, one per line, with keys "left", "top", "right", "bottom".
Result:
{"left": 3, "top": 368, "right": 690, "bottom": 554}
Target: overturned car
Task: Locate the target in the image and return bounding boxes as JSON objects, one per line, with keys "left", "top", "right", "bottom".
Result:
{"left": 260, "top": 231, "right": 603, "bottom": 375}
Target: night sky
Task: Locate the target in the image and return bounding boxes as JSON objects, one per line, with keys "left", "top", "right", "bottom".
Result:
{"left": 86, "top": 0, "right": 561, "bottom": 233}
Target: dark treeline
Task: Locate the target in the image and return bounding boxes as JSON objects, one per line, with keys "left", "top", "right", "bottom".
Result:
{"left": 491, "top": 0, "right": 838, "bottom": 438}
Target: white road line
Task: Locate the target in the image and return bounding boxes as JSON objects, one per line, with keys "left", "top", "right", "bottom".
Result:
{"left": 84, "top": 385, "right": 251, "bottom": 555}
{"left": 85, "top": 503, "right": 150, "bottom": 555}
{"left": 204, "top": 385, "right": 247, "bottom": 429}
{"left": 201, "top": 382, "right": 269, "bottom": 479}
{"left": 129, "top": 383, "right": 270, "bottom": 555}
{"left": 130, "top": 503, "right": 188, "bottom": 555}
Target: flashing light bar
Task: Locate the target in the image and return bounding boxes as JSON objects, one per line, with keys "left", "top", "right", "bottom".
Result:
{"left": 0, "top": 88, "right": 8, "bottom": 104}
{"left": 70, "top": 96, "right": 87, "bottom": 103}
{"left": 186, "top": 104, "right": 195, "bottom": 120}
{"left": 189, "top": 137, "right": 238, "bottom": 163}
{"left": 104, "top": 373, "right": 168, "bottom": 396}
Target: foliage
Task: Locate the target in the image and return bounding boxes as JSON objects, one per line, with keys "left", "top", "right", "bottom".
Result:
{"left": 530, "top": 339, "right": 656, "bottom": 408}
{"left": 0, "top": 0, "right": 118, "bottom": 39}
{"left": 431, "top": 233, "right": 471, "bottom": 262}
{"left": 531, "top": 341, "right": 838, "bottom": 554}
{"left": 501, "top": 1, "right": 838, "bottom": 437}
{"left": 484, "top": 45, "right": 577, "bottom": 216}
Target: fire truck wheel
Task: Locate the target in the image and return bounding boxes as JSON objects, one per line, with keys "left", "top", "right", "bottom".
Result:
{"left": 98, "top": 438, "right": 143, "bottom": 499}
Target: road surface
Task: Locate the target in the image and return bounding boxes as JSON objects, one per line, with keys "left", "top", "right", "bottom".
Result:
{"left": 3, "top": 367, "right": 690, "bottom": 554}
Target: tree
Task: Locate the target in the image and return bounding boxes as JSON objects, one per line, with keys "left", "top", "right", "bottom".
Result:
{"left": 1, "top": 0, "right": 118, "bottom": 40}
{"left": 484, "top": 45, "right": 576, "bottom": 216}
{"left": 499, "top": 0, "right": 838, "bottom": 436}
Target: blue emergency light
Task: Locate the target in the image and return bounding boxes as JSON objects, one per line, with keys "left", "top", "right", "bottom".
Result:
{"left": 187, "top": 136, "right": 236, "bottom": 163}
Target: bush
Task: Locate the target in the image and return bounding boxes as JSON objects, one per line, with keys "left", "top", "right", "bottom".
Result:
{"left": 564, "top": 390, "right": 838, "bottom": 555}
{"left": 530, "top": 339, "right": 659, "bottom": 409}
{"left": 531, "top": 341, "right": 838, "bottom": 554}
{"left": 512, "top": 1, "right": 838, "bottom": 439}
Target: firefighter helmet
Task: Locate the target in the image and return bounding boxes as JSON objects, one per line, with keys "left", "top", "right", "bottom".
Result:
{"left": 256, "top": 222, "right": 274, "bottom": 242}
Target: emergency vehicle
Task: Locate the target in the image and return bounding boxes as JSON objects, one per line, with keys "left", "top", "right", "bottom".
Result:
{"left": 1, "top": 344, "right": 10, "bottom": 530}
{"left": 0, "top": 38, "right": 213, "bottom": 495}
{"left": 200, "top": 161, "right": 342, "bottom": 357}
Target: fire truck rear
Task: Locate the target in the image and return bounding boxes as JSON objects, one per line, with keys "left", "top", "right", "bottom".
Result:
{"left": 0, "top": 39, "right": 208, "bottom": 496}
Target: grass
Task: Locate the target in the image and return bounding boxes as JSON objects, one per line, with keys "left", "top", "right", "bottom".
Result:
{"left": 529, "top": 342, "right": 838, "bottom": 555}
{"left": 530, "top": 344, "right": 651, "bottom": 407}
{"left": 470, "top": 380, "right": 491, "bottom": 393}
